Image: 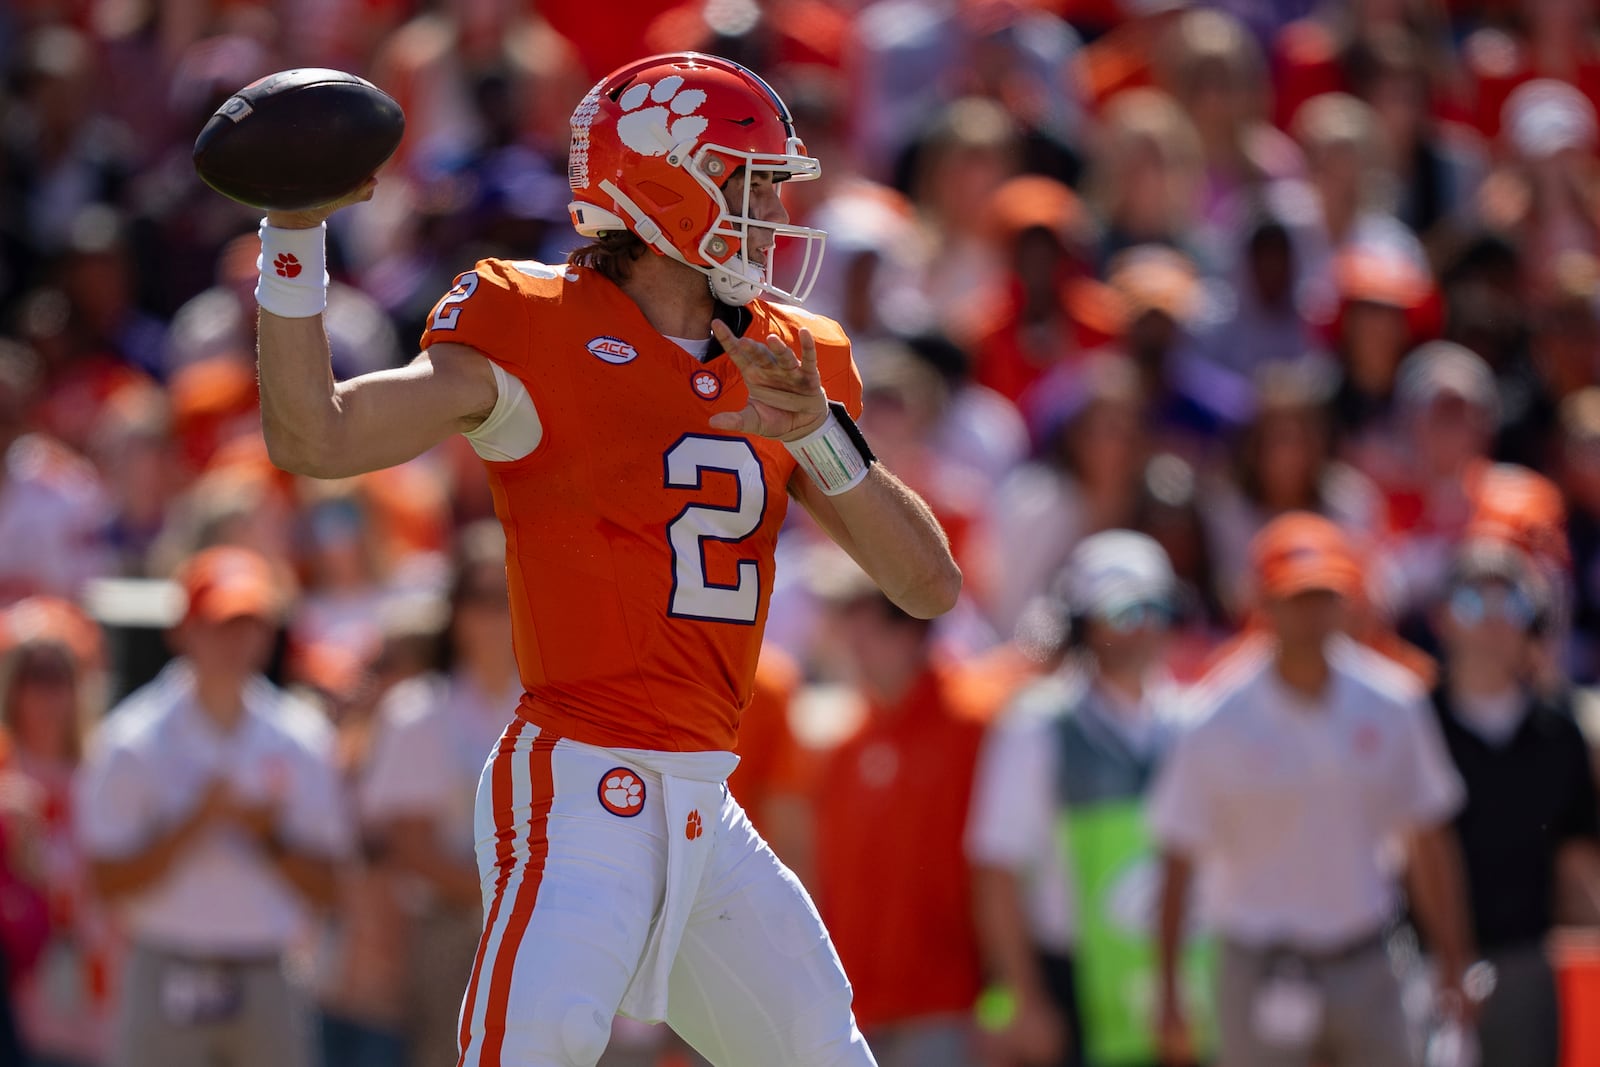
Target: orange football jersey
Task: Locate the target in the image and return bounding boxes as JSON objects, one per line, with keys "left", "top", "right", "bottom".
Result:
{"left": 421, "top": 260, "right": 862, "bottom": 752}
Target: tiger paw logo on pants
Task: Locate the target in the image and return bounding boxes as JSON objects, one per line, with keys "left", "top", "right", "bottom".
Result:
{"left": 685, "top": 809, "right": 703, "bottom": 841}
{"left": 598, "top": 768, "right": 645, "bottom": 817}
{"left": 615, "top": 76, "right": 708, "bottom": 157}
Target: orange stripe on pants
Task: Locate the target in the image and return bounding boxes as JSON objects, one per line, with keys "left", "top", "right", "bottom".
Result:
{"left": 455, "top": 720, "right": 529, "bottom": 1067}
{"left": 479, "top": 732, "right": 559, "bottom": 1067}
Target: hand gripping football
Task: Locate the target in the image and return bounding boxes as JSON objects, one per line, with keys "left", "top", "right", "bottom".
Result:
{"left": 193, "top": 68, "right": 405, "bottom": 211}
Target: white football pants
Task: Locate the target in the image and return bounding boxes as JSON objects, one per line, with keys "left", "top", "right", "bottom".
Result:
{"left": 455, "top": 720, "right": 877, "bottom": 1067}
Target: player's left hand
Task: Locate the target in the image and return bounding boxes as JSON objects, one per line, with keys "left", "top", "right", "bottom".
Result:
{"left": 709, "top": 320, "right": 829, "bottom": 441}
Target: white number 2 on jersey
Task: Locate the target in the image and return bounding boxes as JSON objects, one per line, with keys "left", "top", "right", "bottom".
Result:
{"left": 430, "top": 271, "right": 479, "bottom": 330}
{"left": 664, "top": 435, "right": 766, "bottom": 624}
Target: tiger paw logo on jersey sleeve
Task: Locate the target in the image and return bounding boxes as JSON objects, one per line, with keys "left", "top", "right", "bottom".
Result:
{"left": 615, "top": 76, "right": 709, "bottom": 157}
{"left": 598, "top": 768, "right": 645, "bottom": 817}
{"left": 684, "top": 809, "right": 703, "bottom": 841}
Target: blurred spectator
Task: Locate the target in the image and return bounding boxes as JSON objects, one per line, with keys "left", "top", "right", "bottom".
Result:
{"left": 980, "top": 353, "right": 1148, "bottom": 636}
{"left": 968, "top": 532, "right": 1208, "bottom": 1067}
{"left": 1505, "top": 249, "right": 1600, "bottom": 468}
{"left": 1477, "top": 79, "right": 1600, "bottom": 297}
{"left": 1326, "top": 244, "right": 1435, "bottom": 460}
{"left": 1426, "top": 540, "right": 1600, "bottom": 1067}
{"left": 904, "top": 331, "right": 1032, "bottom": 491}
{"left": 358, "top": 522, "right": 517, "bottom": 1067}
{"left": 0, "top": 596, "right": 114, "bottom": 1066}
{"left": 905, "top": 96, "right": 1022, "bottom": 327}
{"left": 1204, "top": 359, "right": 1380, "bottom": 617}
{"left": 1564, "top": 388, "right": 1600, "bottom": 683}
{"left": 0, "top": 26, "right": 134, "bottom": 263}
{"left": 1438, "top": 229, "right": 1526, "bottom": 379}
{"left": 1373, "top": 343, "right": 1503, "bottom": 627}
{"left": 959, "top": 175, "right": 1117, "bottom": 407}
{"left": 854, "top": 341, "right": 988, "bottom": 574}
{"left": 87, "top": 383, "right": 182, "bottom": 577}
{"left": 0, "top": 341, "right": 112, "bottom": 605}
{"left": 50, "top": 205, "right": 167, "bottom": 387}
{"left": 1130, "top": 454, "right": 1231, "bottom": 660}
{"left": 1271, "top": 0, "right": 1464, "bottom": 133}
{"left": 310, "top": 641, "right": 410, "bottom": 1067}
{"left": 75, "top": 546, "right": 349, "bottom": 1067}
{"left": 1193, "top": 210, "right": 1317, "bottom": 378}
{"left": 1070, "top": 1, "right": 1190, "bottom": 115}
{"left": 803, "top": 183, "right": 931, "bottom": 339}
{"left": 288, "top": 486, "right": 393, "bottom": 672}
{"left": 165, "top": 231, "right": 402, "bottom": 383}
{"left": 1158, "top": 8, "right": 1304, "bottom": 267}
{"left": 1150, "top": 513, "right": 1472, "bottom": 1067}
{"left": 1463, "top": 0, "right": 1600, "bottom": 142}
{"left": 643, "top": 0, "right": 850, "bottom": 76}
{"left": 726, "top": 647, "right": 815, "bottom": 883}
{"left": 850, "top": 0, "right": 1083, "bottom": 186}
{"left": 148, "top": 451, "right": 298, "bottom": 585}
{"left": 1347, "top": 26, "right": 1485, "bottom": 239}
{"left": 1104, "top": 244, "right": 1253, "bottom": 452}
{"left": 1085, "top": 89, "right": 1206, "bottom": 271}
{"left": 1288, "top": 92, "right": 1429, "bottom": 317}
{"left": 809, "top": 556, "right": 985, "bottom": 1067}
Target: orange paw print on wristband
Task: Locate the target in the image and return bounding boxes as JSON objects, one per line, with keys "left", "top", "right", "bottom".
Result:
{"left": 684, "top": 809, "right": 703, "bottom": 841}
{"left": 273, "top": 252, "right": 302, "bottom": 278}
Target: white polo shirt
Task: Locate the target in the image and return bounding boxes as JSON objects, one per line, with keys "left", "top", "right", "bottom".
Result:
{"left": 1147, "top": 636, "right": 1463, "bottom": 951}
{"left": 360, "top": 672, "right": 517, "bottom": 862}
{"left": 75, "top": 661, "right": 352, "bottom": 955}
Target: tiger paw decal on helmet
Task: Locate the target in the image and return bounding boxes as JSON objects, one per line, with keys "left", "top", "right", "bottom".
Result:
{"left": 615, "top": 76, "right": 708, "bottom": 157}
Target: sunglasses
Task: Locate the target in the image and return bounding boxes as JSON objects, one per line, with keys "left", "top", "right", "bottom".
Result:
{"left": 1097, "top": 601, "right": 1174, "bottom": 635}
{"left": 1447, "top": 585, "right": 1535, "bottom": 631}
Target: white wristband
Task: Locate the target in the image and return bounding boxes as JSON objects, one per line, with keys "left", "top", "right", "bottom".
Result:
{"left": 784, "top": 409, "right": 870, "bottom": 495}
{"left": 255, "top": 220, "right": 329, "bottom": 318}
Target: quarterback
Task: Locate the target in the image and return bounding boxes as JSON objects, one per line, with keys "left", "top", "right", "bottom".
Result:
{"left": 254, "top": 53, "right": 959, "bottom": 1067}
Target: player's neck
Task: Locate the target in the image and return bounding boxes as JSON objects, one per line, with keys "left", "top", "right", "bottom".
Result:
{"left": 618, "top": 254, "right": 717, "bottom": 340}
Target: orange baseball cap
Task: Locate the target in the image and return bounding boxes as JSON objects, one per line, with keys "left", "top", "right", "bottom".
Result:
{"left": 1335, "top": 246, "right": 1432, "bottom": 310}
{"left": 179, "top": 545, "right": 281, "bottom": 625}
{"left": 1251, "top": 512, "right": 1362, "bottom": 599}
{"left": 0, "top": 596, "right": 103, "bottom": 667}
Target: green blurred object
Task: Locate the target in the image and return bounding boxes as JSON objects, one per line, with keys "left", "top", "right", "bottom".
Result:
{"left": 975, "top": 985, "right": 1017, "bottom": 1032}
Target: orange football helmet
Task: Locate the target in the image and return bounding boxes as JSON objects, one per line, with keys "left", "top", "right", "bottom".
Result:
{"left": 566, "top": 53, "right": 826, "bottom": 306}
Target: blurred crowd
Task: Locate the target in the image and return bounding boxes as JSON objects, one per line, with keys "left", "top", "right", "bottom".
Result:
{"left": 2, "top": 0, "right": 1600, "bottom": 1066}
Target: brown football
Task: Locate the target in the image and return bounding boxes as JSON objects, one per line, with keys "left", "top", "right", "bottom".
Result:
{"left": 193, "top": 68, "right": 404, "bottom": 211}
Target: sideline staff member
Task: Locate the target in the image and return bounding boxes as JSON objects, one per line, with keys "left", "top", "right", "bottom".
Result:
{"left": 78, "top": 546, "right": 350, "bottom": 1067}
{"left": 1149, "top": 513, "right": 1472, "bottom": 1067}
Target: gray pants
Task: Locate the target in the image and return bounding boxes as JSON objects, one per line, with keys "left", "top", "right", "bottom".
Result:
{"left": 863, "top": 1016, "right": 976, "bottom": 1067}
{"left": 1218, "top": 938, "right": 1414, "bottom": 1067}
{"left": 1477, "top": 943, "right": 1559, "bottom": 1067}
{"left": 112, "top": 944, "right": 311, "bottom": 1067}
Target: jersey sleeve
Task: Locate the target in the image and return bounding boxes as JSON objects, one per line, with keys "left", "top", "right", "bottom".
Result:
{"left": 816, "top": 336, "right": 863, "bottom": 421}
{"left": 420, "top": 259, "right": 533, "bottom": 380}
{"left": 772, "top": 305, "right": 862, "bottom": 419}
